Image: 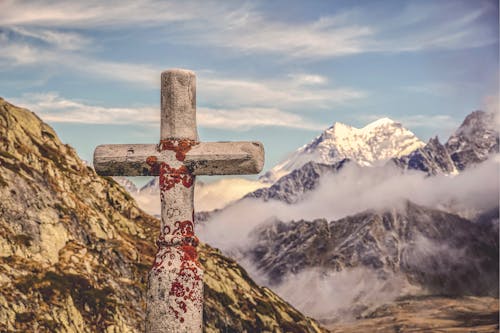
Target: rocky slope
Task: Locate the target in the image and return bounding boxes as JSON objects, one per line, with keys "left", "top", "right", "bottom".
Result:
{"left": 261, "top": 118, "right": 424, "bottom": 182}
{"left": 0, "top": 97, "right": 325, "bottom": 333}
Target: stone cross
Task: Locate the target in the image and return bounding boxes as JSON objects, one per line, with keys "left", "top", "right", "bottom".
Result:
{"left": 93, "top": 69, "right": 264, "bottom": 332}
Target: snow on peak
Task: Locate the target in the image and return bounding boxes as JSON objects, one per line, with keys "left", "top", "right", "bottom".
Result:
{"left": 361, "top": 117, "right": 397, "bottom": 131}
{"left": 262, "top": 117, "right": 424, "bottom": 182}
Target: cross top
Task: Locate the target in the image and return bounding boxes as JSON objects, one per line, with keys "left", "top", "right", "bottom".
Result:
{"left": 94, "top": 69, "right": 264, "bottom": 333}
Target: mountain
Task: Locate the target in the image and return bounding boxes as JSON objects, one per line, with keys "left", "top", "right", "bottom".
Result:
{"left": 446, "top": 110, "right": 499, "bottom": 170}
{"left": 0, "top": 97, "right": 325, "bottom": 333}
{"left": 261, "top": 118, "right": 424, "bottom": 182}
{"left": 245, "top": 201, "right": 498, "bottom": 323}
{"left": 246, "top": 111, "right": 498, "bottom": 206}
{"left": 248, "top": 201, "right": 498, "bottom": 292}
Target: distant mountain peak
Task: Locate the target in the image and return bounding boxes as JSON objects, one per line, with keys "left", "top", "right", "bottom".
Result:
{"left": 262, "top": 117, "right": 424, "bottom": 182}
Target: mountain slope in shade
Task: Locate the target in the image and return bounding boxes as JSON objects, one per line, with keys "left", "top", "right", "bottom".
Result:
{"left": 446, "top": 110, "right": 499, "bottom": 170}
{"left": 0, "top": 97, "right": 325, "bottom": 333}
{"left": 261, "top": 118, "right": 424, "bottom": 182}
{"left": 245, "top": 201, "right": 498, "bottom": 324}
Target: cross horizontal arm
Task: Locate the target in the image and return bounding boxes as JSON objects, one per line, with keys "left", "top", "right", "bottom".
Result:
{"left": 93, "top": 141, "right": 264, "bottom": 176}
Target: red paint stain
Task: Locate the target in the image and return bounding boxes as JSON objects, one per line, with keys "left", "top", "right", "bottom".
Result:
{"left": 159, "top": 139, "right": 198, "bottom": 161}
{"left": 159, "top": 163, "right": 193, "bottom": 192}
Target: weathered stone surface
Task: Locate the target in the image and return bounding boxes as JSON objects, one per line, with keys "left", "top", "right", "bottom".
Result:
{"left": 94, "top": 141, "right": 264, "bottom": 176}
{"left": 161, "top": 69, "right": 197, "bottom": 140}
{"left": 0, "top": 97, "right": 325, "bottom": 332}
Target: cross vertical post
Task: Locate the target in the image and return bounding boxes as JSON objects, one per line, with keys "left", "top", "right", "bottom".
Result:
{"left": 147, "top": 69, "right": 202, "bottom": 332}
{"left": 93, "top": 69, "right": 264, "bottom": 332}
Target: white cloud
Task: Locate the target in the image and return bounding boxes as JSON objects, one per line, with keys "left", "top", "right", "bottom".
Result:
{"left": 11, "top": 92, "right": 158, "bottom": 124}
{"left": 200, "top": 74, "right": 364, "bottom": 110}
{"left": 11, "top": 92, "right": 327, "bottom": 131}
{"left": 288, "top": 74, "right": 328, "bottom": 86}
{"left": 0, "top": 0, "right": 197, "bottom": 27}
{"left": 198, "top": 107, "right": 324, "bottom": 131}
{"left": 8, "top": 26, "right": 91, "bottom": 50}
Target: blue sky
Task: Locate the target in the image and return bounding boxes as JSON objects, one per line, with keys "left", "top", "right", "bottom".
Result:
{"left": 0, "top": 0, "right": 498, "bottom": 183}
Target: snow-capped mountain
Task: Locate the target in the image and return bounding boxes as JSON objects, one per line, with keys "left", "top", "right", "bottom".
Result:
{"left": 446, "top": 110, "right": 499, "bottom": 170}
{"left": 261, "top": 118, "right": 424, "bottom": 182}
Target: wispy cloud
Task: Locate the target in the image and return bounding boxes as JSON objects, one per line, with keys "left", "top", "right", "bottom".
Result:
{"left": 1, "top": 0, "right": 496, "bottom": 60}
{"left": 198, "top": 107, "right": 324, "bottom": 131}
{"left": 0, "top": 0, "right": 197, "bottom": 27}
{"left": 11, "top": 92, "right": 158, "bottom": 124}
{"left": 8, "top": 26, "right": 91, "bottom": 50}
{"left": 200, "top": 74, "right": 364, "bottom": 110}
{"left": 12, "top": 92, "right": 325, "bottom": 131}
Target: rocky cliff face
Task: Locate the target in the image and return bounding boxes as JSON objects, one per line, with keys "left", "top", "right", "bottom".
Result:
{"left": 0, "top": 97, "right": 325, "bottom": 333}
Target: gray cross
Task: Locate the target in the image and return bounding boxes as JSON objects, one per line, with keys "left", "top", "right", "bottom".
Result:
{"left": 93, "top": 69, "right": 264, "bottom": 332}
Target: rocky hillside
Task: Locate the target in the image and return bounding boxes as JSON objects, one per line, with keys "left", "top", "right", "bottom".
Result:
{"left": 0, "top": 97, "right": 325, "bottom": 333}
